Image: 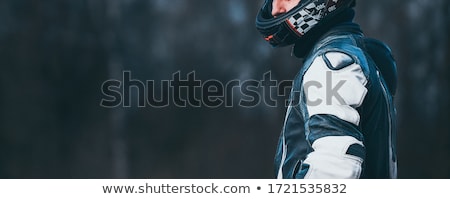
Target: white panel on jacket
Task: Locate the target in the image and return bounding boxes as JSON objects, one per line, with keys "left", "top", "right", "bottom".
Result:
{"left": 303, "top": 53, "right": 368, "bottom": 126}
{"left": 302, "top": 136, "right": 364, "bottom": 179}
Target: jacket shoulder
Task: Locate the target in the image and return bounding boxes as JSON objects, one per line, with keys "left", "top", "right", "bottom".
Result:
{"left": 311, "top": 35, "right": 371, "bottom": 75}
{"left": 322, "top": 51, "right": 355, "bottom": 70}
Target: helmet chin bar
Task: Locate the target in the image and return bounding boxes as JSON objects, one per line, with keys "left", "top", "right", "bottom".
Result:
{"left": 255, "top": 0, "right": 355, "bottom": 48}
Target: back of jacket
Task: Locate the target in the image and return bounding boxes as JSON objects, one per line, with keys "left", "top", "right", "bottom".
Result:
{"left": 274, "top": 25, "right": 398, "bottom": 179}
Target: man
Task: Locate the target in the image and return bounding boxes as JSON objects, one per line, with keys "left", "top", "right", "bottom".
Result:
{"left": 256, "top": 0, "right": 398, "bottom": 178}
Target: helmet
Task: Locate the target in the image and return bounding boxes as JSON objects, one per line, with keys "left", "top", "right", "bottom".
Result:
{"left": 256, "top": 0, "right": 356, "bottom": 48}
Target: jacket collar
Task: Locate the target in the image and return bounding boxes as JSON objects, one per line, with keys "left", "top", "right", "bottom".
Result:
{"left": 292, "top": 8, "right": 362, "bottom": 59}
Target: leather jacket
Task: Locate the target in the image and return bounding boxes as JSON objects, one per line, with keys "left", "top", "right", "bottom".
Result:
{"left": 274, "top": 23, "right": 398, "bottom": 179}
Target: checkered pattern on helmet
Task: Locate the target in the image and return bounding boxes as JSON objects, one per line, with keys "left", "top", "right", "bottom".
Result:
{"left": 286, "top": 0, "right": 346, "bottom": 36}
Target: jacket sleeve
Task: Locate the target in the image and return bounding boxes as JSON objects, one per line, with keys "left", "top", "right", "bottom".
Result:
{"left": 296, "top": 51, "right": 367, "bottom": 179}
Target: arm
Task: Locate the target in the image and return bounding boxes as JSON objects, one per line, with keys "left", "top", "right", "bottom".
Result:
{"left": 297, "top": 52, "right": 368, "bottom": 179}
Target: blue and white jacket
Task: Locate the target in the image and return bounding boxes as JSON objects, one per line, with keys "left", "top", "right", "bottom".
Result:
{"left": 275, "top": 23, "right": 398, "bottom": 179}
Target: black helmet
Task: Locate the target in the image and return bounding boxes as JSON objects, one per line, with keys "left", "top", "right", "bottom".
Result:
{"left": 256, "top": 0, "right": 356, "bottom": 48}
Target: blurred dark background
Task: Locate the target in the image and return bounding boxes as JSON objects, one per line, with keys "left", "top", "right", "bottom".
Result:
{"left": 1, "top": 0, "right": 449, "bottom": 179}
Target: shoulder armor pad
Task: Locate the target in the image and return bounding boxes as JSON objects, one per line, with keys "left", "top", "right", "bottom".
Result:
{"left": 323, "top": 52, "right": 355, "bottom": 70}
